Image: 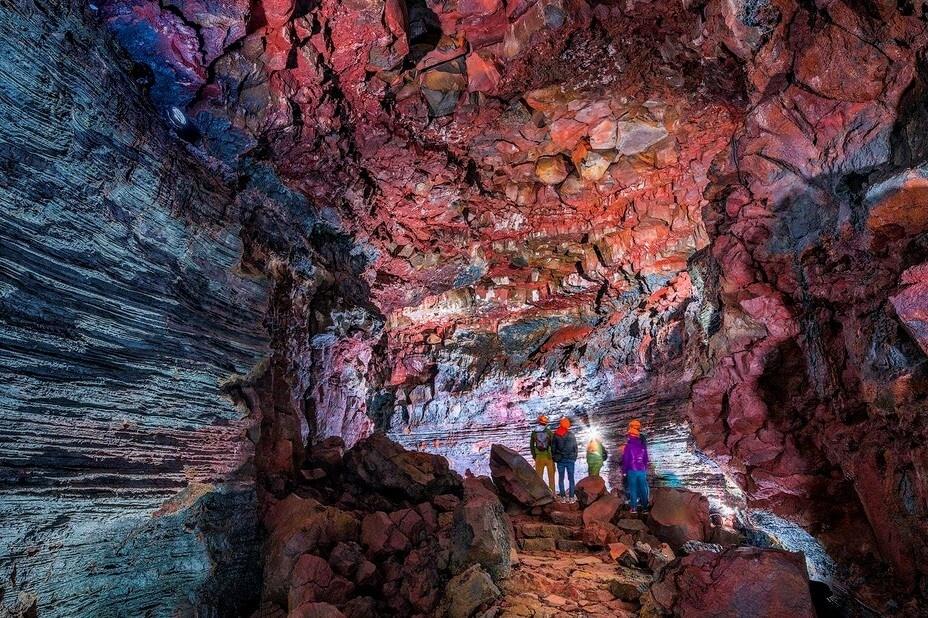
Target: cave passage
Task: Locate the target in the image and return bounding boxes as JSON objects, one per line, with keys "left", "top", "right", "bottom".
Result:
{"left": 1, "top": 0, "right": 927, "bottom": 617}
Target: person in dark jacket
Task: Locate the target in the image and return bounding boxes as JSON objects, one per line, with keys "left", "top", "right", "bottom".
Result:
{"left": 529, "top": 414, "right": 555, "bottom": 492}
{"left": 621, "top": 419, "right": 650, "bottom": 513}
{"left": 552, "top": 417, "right": 578, "bottom": 499}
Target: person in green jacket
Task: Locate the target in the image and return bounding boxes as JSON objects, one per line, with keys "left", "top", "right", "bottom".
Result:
{"left": 586, "top": 432, "right": 608, "bottom": 477}
{"left": 530, "top": 414, "right": 555, "bottom": 492}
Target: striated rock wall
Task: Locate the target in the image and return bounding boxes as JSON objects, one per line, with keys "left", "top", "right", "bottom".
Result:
{"left": 0, "top": 2, "right": 268, "bottom": 615}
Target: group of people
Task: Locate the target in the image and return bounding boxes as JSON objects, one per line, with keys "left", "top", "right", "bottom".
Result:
{"left": 529, "top": 415, "right": 651, "bottom": 513}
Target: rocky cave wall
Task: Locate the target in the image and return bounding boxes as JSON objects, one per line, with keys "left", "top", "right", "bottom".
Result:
{"left": 2, "top": 0, "right": 928, "bottom": 615}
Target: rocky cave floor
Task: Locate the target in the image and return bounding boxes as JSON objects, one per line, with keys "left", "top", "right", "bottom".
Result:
{"left": 250, "top": 432, "right": 883, "bottom": 618}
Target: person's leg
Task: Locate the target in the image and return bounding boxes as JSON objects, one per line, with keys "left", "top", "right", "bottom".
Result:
{"left": 557, "top": 462, "right": 566, "bottom": 497}
{"left": 632, "top": 471, "right": 648, "bottom": 510}
{"left": 545, "top": 458, "right": 556, "bottom": 492}
{"left": 627, "top": 472, "right": 639, "bottom": 510}
{"left": 567, "top": 461, "right": 576, "bottom": 498}
{"left": 640, "top": 472, "right": 650, "bottom": 510}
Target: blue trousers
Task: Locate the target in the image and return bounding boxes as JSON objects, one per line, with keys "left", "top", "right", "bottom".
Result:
{"left": 556, "top": 461, "right": 575, "bottom": 497}
{"left": 627, "top": 470, "right": 649, "bottom": 509}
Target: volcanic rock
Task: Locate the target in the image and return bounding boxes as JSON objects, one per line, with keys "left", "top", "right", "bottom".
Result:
{"left": 489, "top": 444, "right": 554, "bottom": 508}
{"left": 575, "top": 476, "right": 606, "bottom": 508}
{"left": 450, "top": 478, "right": 513, "bottom": 581}
{"left": 647, "top": 487, "right": 711, "bottom": 548}
{"left": 582, "top": 493, "right": 622, "bottom": 526}
{"left": 344, "top": 433, "right": 463, "bottom": 503}
{"left": 442, "top": 564, "right": 501, "bottom": 618}
{"left": 642, "top": 547, "right": 814, "bottom": 617}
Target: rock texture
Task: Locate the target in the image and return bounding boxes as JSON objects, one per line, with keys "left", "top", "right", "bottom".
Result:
{"left": 5, "top": 0, "right": 928, "bottom": 614}
{"left": 1, "top": 3, "right": 267, "bottom": 615}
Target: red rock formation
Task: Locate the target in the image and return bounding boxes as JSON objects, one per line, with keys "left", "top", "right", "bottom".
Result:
{"left": 5, "top": 0, "right": 928, "bottom": 614}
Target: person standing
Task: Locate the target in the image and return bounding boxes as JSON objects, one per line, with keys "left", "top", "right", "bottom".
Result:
{"left": 621, "top": 419, "right": 650, "bottom": 513}
{"left": 552, "top": 417, "right": 578, "bottom": 500}
{"left": 529, "top": 415, "right": 555, "bottom": 492}
{"left": 586, "top": 433, "right": 607, "bottom": 477}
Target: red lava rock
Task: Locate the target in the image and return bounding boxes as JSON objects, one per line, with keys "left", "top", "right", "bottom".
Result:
{"left": 489, "top": 444, "right": 554, "bottom": 508}
{"left": 575, "top": 476, "right": 606, "bottom": 508}
{"left": 642, "top": 547, "right": 814, "bottom": 617}
{"left": 582, "top": 493, "right": 621, "bottom": 526}
{"left": 647, "top": 487, "right": 711, "bottom": 548}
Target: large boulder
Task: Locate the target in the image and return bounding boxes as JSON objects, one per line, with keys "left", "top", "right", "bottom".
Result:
{"left": 263, "top": 495, "right": 360, "bottom": 605}
{"left": 451, "top": 477, "right": 513, "bottom": 581}
{"left": 582, "top": 493, "right": 621, "bottom": 525}
{"left": 575, "top": 475, "right": 606, "bottom": 508}
{"left": 442, "top": 564, "right": 501, "bottom": 618}
{"left": 343, "top": 432, "right": 463, "bottom": 502}
{"left": 647, "top": 487, "right": 711, "bottom": 548}
{"left": 641, "top": 547, "right": 814, "bottom": 617}
{"left": 489, "top": 444, "right": 554, "bottom": 507}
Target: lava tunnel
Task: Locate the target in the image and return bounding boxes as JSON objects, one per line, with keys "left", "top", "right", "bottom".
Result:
{"left": 1, "top": 0, "right": 927, "bottom": 616}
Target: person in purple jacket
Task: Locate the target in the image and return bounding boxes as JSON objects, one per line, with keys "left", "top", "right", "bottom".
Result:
{"left": 621, "top": 419, "right": 650, "bottom": 513}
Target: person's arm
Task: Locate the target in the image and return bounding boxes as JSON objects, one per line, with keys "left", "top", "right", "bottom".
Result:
{"left": 530, "top": 431, "right": 537, "bottom": 458}
{"left": 621, "top": 443, "right": 629, "bottom": 473}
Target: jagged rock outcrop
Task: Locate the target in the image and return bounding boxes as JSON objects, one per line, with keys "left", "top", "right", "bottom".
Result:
{"left": 641, "top": 547, "right": 815, "bottom": 617}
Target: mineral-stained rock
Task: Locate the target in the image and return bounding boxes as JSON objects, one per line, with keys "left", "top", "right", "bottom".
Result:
{"left": 489, "top": 444, "right": 554, "bottom": 507}
{"left": 344, "top": 433, "right": 463, "bottom": 503}
{"left": 442, "top": 564, "right": 501, "bottom": 618}
{"left": 451, "top": 478, "right": 513, "bottom": 581}
{"left": 535, "top": 155, "right": 569, "bottom": 185}
{"left": 646, "top": 488, "right": 711, "bottom": 548}
{"left": 642, "top": 548, "right": 814, "bottom": 617}
{"left": 575, "top": 476, "right": 606, "bottom": 508}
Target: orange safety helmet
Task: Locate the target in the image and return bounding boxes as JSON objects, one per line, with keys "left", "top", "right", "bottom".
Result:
{"left": 537, "top": 414, "right": 549, "bottom": 425}
{"left": 559, "top": 417, "right": 571, "bottom": 429}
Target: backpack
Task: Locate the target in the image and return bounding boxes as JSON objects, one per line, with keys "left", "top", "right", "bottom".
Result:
{"left": 534, "top": 428, "right": 550, "bottom": 451}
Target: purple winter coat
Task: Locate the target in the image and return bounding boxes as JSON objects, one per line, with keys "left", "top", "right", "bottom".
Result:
{"left": 621, "top": 435, "right": 649, "bottom": 473}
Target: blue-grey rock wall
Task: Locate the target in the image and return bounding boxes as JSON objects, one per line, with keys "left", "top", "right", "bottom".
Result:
{"left": 0, "top": 2, "right": 269, "bottom": 615}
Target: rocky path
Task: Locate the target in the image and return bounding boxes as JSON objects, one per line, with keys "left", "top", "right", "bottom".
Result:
{"left": 499, "top": 550, "right": 647, "bottom": 617}
{"left": 494, "top": 500, "right": 668, "bottom": 617}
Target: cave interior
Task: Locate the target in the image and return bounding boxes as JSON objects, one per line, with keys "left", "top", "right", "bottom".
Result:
{"left": 1, "top": 0, "right": 927, "bottom": 616}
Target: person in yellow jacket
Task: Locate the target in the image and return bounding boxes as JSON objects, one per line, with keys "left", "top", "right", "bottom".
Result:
{"left": 586, "top": 433, "right": 608, "bottom": 477}
{"left": 529, "top": 415, "right": 555, "bottom": 492}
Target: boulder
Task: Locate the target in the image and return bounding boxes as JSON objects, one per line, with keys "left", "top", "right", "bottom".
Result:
{"left": 608, "top": 542, "right": 639, "bottom": 568}
{"left": 609, "top": 579, "right": 647, "bottom": 602}
{"left": 580, "top": 521, "right": 620, "bottom": 548}
{"left": 582, "top": 493, "right": 621, "bottom": 525}
{"left": 642, "top": 547, "right": 814, "bottom": 617}
{"left": 489, "top": 444, "right": 554, "bottom": 507}
{"left": 288, "top": 553, "right": 354, "bottom": 609}
{"left": 442, "top": 564, "right": 501, "bottom": 618}
{"left": 343, "top": 432, "right": 463, "bottom": 503}
{"left": 575, "top": 476, "right": 606, "bottom": 508}
{"left": 451, "top": 478, "right": 513, "bottom": 581}
{"left": 361, "top": 511, "right": 410, "bottom": 555}
{"left": 647, "top": 487, "right": 711, "bottom": 548}
{"left": 549, "top": 509, "right": 583, "bottom": 526}
{"left": 263, "top": 496, "right": 359, "bottom": 605}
